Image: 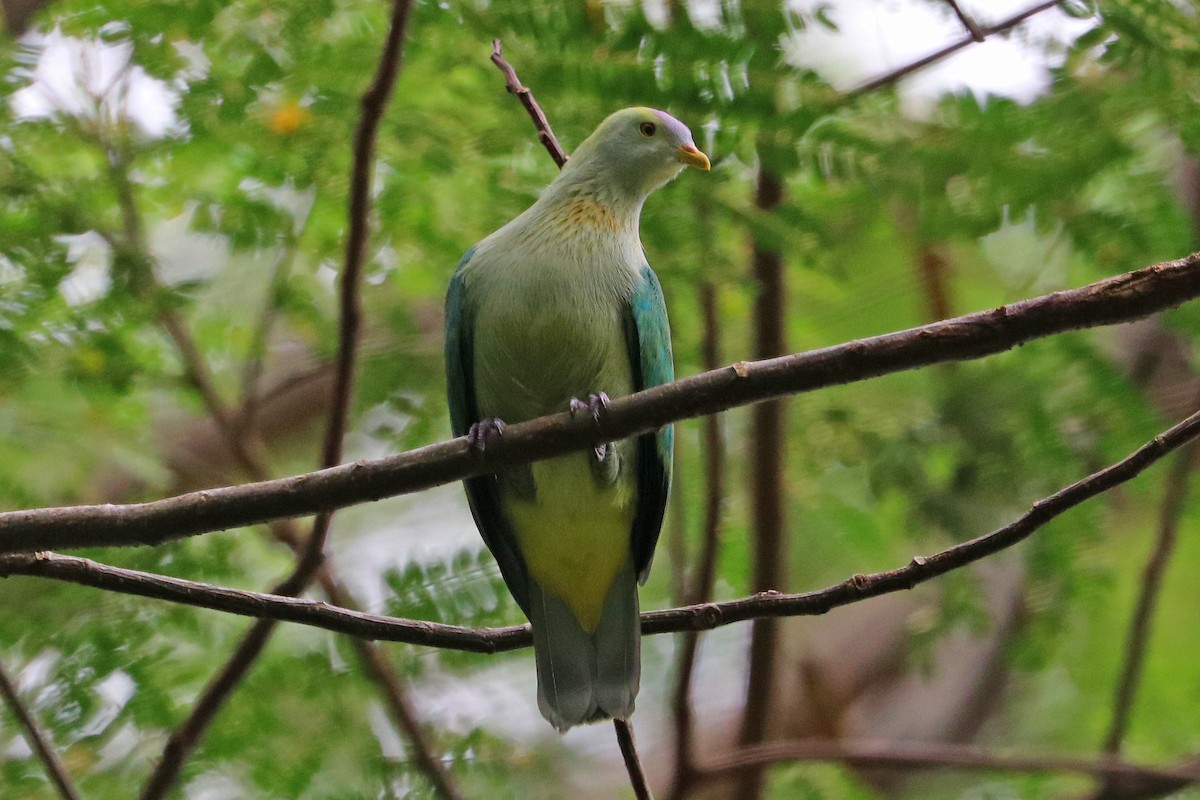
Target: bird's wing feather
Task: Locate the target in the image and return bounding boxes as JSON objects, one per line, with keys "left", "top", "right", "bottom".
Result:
{"left": 624, "top": 263, "right": 674, "bottom": 584}
{"left": 445, "top": 247, "right": 531, "bottom": 613}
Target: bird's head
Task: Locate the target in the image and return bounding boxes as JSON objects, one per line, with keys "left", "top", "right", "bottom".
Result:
{"left": 565, "top": 107, "right": 710, "bottom": 202}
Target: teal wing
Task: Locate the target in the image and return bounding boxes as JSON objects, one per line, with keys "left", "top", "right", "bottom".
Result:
{"left": 445, "top": 247, "right": 531, "bottom": 614}
{"left": 624, "top": 264, "right": 674, "bottom": 584}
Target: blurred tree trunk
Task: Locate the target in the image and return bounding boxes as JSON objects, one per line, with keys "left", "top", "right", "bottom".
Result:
{"left": 1, "top": 0, "right": 53, "bottom": 33}
{"left": 735, "top": 164, "right": 786, "bottom": 800}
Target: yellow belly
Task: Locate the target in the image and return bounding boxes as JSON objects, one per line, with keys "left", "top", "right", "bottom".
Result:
{"left": 507, "top": 451, "right": 634, "bottom": 632}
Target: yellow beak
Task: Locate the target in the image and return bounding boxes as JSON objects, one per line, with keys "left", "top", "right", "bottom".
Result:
{"left": 677, "top": 144, "right": 711, "bottom": 171}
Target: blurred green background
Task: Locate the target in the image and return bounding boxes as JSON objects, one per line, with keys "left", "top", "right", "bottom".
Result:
{"left": 2, "top": 0, "right": 1200, "bottom": 798}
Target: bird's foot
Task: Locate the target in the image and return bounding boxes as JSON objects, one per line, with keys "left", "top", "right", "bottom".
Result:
{"left": 568, "top": 392, "right": 610, "bottom": 423}
{"left": 466, "top": 418, "right": 506, "bottom": 458}
{"left": 569, "top": 393, "right": 611, "bottom": 463}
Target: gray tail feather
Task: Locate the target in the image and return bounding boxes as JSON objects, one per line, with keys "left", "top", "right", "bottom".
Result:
{"left": 528, "top": 563, "right": 641, "bottom": 732}
{"left": 592, "top": 563, "right": 640, "bottom": 719}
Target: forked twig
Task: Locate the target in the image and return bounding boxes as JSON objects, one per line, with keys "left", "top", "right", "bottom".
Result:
{"left": 942, "top": 0, "right": 985, "bottom": 41}
{"left": 851, "top": 1, "right": 1063, "bottom": 96}
{"left": 490, "top": 39, "right": 568, "bottom": 168}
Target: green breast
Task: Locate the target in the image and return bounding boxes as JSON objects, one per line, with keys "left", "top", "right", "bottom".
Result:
{"left": 472, "top": 281, "right": 634, "bottom": 423}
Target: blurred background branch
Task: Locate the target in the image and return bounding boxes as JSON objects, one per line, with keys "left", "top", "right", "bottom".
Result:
{"left": 0, "top": 660, "right": 83, "bottom": 800}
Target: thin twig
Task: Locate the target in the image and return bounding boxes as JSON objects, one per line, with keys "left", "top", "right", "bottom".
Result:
{"left": 6, "top": 252, "right": 1200, "bottom": 555}
{"left": 850, "top": 1, "right": 1062, "bottom": 96}
{"left": 1087, "top": 421, "right": 1200, "bottom": 800}
{"left": 615, "top": 719, "right": 654, "bottom": 800}
{"left": 8, "top": 403, "right": 1200, "bottom": 653}
{"left": 137, "top": 613, "right": 276, "bottom": 800}
{"left": 490, "top": 40, "right": 568, "bottom": 168}
{"left": 1102, "top": 444, "right": 1196, "bottom": 756}
{"left": 0, "top": 660, "right": 84, "bottom": 800}
{"left": 110, "top": 151, "right": 273, "bottom": 479}
{"left": 697, "top": 739, "right": 1200, "bottom": 789}
{"left": 340, "top": 613, "right": 457, "bottom": 800}
{"left": 668, "top": 229, "right": 727, "bottom": 798}
{"left": 0, "top": 551, "right": 529, "bottom": 651}
{"left": 942, "top": 0, "right": 985, "bottom": 41}
{"left": 158, "top": 308, "right": 253, "bottom": 458}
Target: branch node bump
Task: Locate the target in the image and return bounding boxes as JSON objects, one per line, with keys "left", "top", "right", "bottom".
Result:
{"left": 850, "top": 574, "right": 870, "bottom": 591}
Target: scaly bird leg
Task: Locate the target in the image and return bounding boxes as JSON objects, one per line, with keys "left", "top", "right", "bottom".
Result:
{"left": 467, "top": 417, "right": 506, "bottom": 458}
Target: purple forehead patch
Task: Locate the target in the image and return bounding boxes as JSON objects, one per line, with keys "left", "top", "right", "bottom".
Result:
{"left": 651, "top": 108, "right": 694, "bottom": 144}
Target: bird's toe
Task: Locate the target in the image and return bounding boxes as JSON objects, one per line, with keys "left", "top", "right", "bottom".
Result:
{"left": 467, "top": 418, "right": 506, "bottom": 457}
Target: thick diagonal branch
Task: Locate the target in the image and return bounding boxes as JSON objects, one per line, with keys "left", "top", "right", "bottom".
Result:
{"left": 4, "top": 252, "right": 1200, "bottom": 554}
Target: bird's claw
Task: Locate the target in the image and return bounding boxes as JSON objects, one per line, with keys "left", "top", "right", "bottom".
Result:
{"left": 569, "top": 393, "right": 612, "bottom": 464}
{"left": 568, "top": 392, "right": 610, "bottom": 424}
{"left": 467, "top": 418, "right": 506, "bottom": 457}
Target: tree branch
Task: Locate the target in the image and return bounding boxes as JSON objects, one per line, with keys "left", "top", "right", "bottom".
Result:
{"left": 138, "top": 609, "right": 276, "bottom": 800}
{"left": 300, "top": 0, "right": 411, "bottom": 576}
{"left": 696, "top": 739, "right": 1200, "bottom": 788}
{"left": 668, "top": 286, "right": 727, "bottom": 798}
{"left": 615, "top": 719, "right": 654, "bottom": 800}
{"left": 0, "top": 659, "right": 83, "bottom": 800}
{"left": 8, "top": 400, "right": 1200, "bottom": 653}
{"left": 128, "top": 3, "right": 459, "bottom": 799}
{"left": 735, "top": 163, "right": 786, "bottom": 800}
{"left": 4, "top": 252, "right": 1200, "bottom": 555}
{"left": 850, "top": 0, "right": 1062, "bottom": 96}
{"left": 942, "top": 0, "right": 985, "bottom": 42}
{"left": 1088, "top": 432, "right": 1200, "bottom": 800}
{"left": 490, "top": 40, "right": 567, "bottom": 168}
{"left": 1102, "top": 445, "right": 1196, "bottom": 756}
{"left": 0, "top": 550, "right": 528, "bottom": 652}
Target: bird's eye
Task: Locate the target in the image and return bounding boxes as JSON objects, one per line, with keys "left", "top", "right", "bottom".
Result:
{"left": 639, "top": 121, "right": 657, "bottom": 137}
